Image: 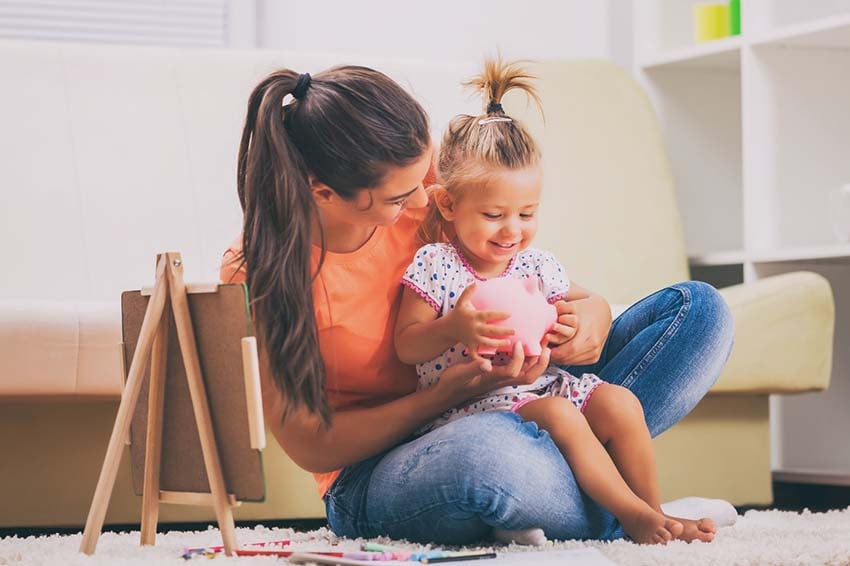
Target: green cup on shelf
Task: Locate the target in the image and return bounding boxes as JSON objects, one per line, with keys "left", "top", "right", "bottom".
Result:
{"left": 729, "top": 0, "right": 741, "bottom": 35}
{"left": 694, "top": 3, "right": 730, "bottom": 42}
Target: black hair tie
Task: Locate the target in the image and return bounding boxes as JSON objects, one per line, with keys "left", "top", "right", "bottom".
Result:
{"left": 487, "top": 101, "right": 503, "bottom": 113}
{"left": 293, "top": 73, "right": 312, "bottom": 99}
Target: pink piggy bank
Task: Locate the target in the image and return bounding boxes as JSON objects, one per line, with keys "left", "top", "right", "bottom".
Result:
{"left": 470, "top": 276, "right": 557, "bottom": 358}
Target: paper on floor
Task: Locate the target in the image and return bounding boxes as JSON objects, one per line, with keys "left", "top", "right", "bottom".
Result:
{"left": 289, "top": 547, "right": 617, "bottom": 565}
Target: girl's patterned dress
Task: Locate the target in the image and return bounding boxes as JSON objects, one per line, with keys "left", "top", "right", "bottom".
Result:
{"left": 402, "top": 241, "right": 604, "bottom": 433}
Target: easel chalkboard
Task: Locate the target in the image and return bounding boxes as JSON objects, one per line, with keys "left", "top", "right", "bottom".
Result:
{"left": 80, "top": 253, "right": 265, "bottom": 557}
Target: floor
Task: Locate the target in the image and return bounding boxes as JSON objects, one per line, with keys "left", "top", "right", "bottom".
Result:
{"left": 769, "top": 480, "right": 850, "bottom": 513}
{"left": 3, "top": 480, "right": 849, "bottom": 540}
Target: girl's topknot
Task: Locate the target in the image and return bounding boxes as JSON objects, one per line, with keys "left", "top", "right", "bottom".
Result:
{"left": 464, "top": 57, "right": 543, "bottom": 116}
{"left": 417, "top": 58, "right": 543, "bottom": 246}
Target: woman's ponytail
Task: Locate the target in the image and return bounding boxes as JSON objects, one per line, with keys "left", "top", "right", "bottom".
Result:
{"left": 239, "top": 70, "right": 331, "bottom": 425}
{"left": 235, "top": 65, "right": 430, "bottom": 426}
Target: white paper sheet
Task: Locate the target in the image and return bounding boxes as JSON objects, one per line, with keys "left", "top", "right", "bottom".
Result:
{"left": 289, "top": 548, "right": 618, "bottom": 565}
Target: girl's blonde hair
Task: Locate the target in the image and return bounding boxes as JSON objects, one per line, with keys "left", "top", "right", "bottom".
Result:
{"left": 419, "top": 58, "right": 542, "bottom": 245}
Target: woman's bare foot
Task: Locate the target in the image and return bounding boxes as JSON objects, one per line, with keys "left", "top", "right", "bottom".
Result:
{"left": 493, "top": 527, "right": 547, "bottom": 546}
{"left": 620, "top": 506, "right": 683, "bottom": 545}
{"left": 666, "top": 515, "right": 716, "bottom": 543}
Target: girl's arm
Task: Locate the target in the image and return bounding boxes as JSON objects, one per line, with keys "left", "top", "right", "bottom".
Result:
{"left": 394, "top": 286, "right": 462, "bottom": 365}
{"left": 548, "top": 281, "right": 612, "bottom": 366}
{"left": 262, "top": 343, "right": 548, "bottom": 473}
{"left": 394, "top": 285, "right": 515, "bottom": 365}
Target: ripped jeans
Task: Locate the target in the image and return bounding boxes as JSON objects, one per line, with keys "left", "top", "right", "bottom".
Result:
{"left": 324, "top": 281, "right": 734, "bottom": 543}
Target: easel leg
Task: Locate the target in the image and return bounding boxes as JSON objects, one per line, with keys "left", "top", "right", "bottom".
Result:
{"left": 140, "top": 301, "right": 170, "bottom": 546}
{"left": 166, "top": 253, "right": 237, "bottom": 556}
{"left": 80, "top": 257, "right": 170, "bottom": 555}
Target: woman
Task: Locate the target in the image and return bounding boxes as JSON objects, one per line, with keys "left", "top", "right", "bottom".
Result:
{"left": 221, "top": 64, "right": 734, "bottom": 544}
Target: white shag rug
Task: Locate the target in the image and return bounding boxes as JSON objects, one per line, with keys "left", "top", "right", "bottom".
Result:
{"left": 2, "top": 508, "right": 850, "bottom": 566}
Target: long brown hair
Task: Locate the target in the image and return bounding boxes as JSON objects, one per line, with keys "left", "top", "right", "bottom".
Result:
{"left": 418, "top": 58, "right": 542, "bottom": 245}
{"left": 234, "top": 66, "right": 430, "bottom": 425}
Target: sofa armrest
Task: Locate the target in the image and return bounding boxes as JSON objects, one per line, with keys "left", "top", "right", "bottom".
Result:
{"left": 712, "top": 271, "right": 834, "bottom": 394}
{"left": 0, "top": 300, "right": 122, "bottom": 398}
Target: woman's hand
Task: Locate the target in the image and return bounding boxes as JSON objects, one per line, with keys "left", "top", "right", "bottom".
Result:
{"left": 544, "top": 316, "right": 578, "bottom": 347}
{"left": 435, "top": 341, "right": 551, "bottom": 403}
{"left": 446, "top": 283, "right": 514, "bottom": 359}
{"left": 548, "top": 284, "right": 612, "bottom": 366}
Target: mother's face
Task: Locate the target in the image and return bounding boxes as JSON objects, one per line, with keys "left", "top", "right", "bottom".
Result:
{"left": 316, "top": 145, "right": 433, "bottom": 228}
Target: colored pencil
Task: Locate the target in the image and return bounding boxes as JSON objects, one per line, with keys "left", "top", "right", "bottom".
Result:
{"left": 183, "top": 538, "right": 290, "bottom": 554}
{"left": 422, "top": 551, "right": 497, "bottom": 563}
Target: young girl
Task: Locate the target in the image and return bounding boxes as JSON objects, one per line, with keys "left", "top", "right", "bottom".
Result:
{"left": 394, "top": 59, "right": 716, "bottom": 546}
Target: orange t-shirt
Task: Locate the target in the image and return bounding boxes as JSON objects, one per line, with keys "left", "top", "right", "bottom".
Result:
{"left": 220, "top": 205, "right": 429, "bottom": 497}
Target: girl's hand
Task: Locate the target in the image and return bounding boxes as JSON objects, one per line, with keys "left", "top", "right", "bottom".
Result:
{"left": 549, "top": 293, "right": 612, "bottom": 366}
{"left": 435, "top": 341, "right": 551, "bottom": 402}
{"left": 446, "top": 283, "right": 514, "bottom": 358}
{"left": 487, "top": 341, "right": 552, "bottom": 390}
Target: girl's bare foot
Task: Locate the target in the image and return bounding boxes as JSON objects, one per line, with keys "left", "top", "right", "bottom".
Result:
{"left": 666, "top": 515, "right": 716, "bottom": 543}
{"left": 621, "top": 507, "right": 683, "bottom": 545}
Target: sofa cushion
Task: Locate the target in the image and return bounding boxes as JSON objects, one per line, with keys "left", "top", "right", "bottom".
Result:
{"left": 0, "top": 300, "right": 121, "bottom": 397}
{"left": 712, "top": 271, "right": 834, "bottom": 394}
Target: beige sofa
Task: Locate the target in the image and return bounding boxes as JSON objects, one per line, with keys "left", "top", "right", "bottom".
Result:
{"left": 0, "top": 40, "right": 834, "bottom": 529}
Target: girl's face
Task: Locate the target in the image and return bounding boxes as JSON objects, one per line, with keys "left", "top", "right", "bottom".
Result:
{"left": 444, "top": 166, "right": 542, "bottom": 272}
{"left": 320, "top": 146, "right": 433, "bottom": 228}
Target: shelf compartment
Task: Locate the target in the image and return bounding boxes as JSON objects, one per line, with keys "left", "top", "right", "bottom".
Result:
{"left": 751, "top": 12, "right": 850, "bottom": 49}
{"left": 744, "top": 46, "right": 850, "bottom": 252}
{"left": 644, "top": 70, "right": 743, "bottom": 258}
{"left": 688, "top": 249, "right": 747, "bottom": 266}
{"left": 774, "top": 469, "right": 850, "bottom": 487}
{"left": 756, "top": 261, "right": 850, "bottom": 476}
{"left": 749, "top": 245, "right": 850, "bottom": 264}
{"left": 641, "top": 36, "right": 743, "bottom": 71}
{"left": 689, "top": 245, "right": 850, "bottom": 266}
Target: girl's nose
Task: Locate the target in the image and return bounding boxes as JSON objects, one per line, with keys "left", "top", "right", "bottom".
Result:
{"left": 503, "top": 218, "right": 521, "bottom": 237}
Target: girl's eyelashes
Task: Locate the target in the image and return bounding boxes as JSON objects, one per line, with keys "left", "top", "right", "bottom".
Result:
{"left": 481, "top": 212, "right": 536, "bottom": 219}
{"left": 391, "top": 198, "right": 407, "bottom": 207}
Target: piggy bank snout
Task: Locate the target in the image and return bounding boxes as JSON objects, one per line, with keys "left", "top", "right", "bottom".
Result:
{"left": 471, "top": 278, "right": 558, "bottom": 357}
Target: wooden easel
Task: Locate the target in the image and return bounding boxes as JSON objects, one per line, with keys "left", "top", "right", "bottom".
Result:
{"left": 80, "top": 252, "right": 255, "bottom": 556}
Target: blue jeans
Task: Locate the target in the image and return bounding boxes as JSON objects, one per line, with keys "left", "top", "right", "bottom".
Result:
{"left": 325, "top": 281, "right": 734, "bottom": 543}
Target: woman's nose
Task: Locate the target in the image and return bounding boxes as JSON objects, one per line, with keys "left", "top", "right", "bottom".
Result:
{"left": 408, "top": 185, "right": 429, "bottom": 209}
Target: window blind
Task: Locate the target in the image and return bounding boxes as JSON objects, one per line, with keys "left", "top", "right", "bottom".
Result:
{"left": 0, "top": 0, "right": 227, "bottom": 47}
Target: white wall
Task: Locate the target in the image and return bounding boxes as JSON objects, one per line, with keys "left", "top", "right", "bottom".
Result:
{"left": 1, "top": 0, "right": 634, "bottom": 68}
{"left": 229, "top": 0, "right": 633, "bottom": 69}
